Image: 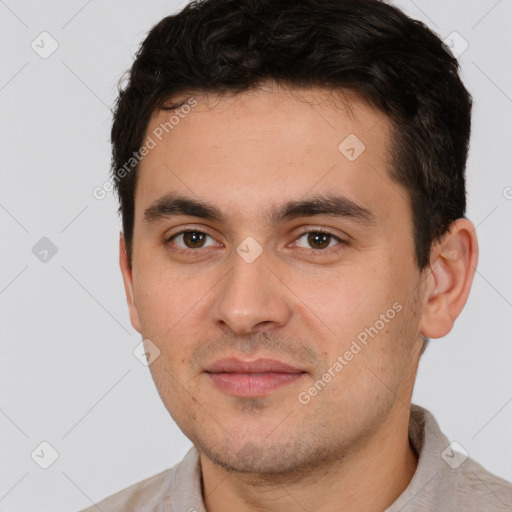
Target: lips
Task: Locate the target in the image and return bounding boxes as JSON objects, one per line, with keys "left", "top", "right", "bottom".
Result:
{"left": 204, "top": 357, "right": 307, "bottom": 397}
{"left": 205, "top": 357, "right": 305, "bottom": 374}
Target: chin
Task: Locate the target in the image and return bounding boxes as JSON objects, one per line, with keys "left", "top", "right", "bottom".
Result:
{"left": 196, "top": 435, "right": 337, "bottom": 478}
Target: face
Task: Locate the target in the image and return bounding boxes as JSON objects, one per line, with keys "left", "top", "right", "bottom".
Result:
{"left": 121, "top": 83, "right": 427, "bottom": 475}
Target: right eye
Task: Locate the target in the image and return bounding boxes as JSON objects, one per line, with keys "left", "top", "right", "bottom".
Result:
{"left": 167, "top": 230, "right": 220, "bottom": 252}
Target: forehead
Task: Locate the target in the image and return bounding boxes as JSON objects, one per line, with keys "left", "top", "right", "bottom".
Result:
{"left": 135, "top": 83, "right": 402, "bottom": 227}
{"left": 148, "top": 83, "right": 389, "bottom": 151}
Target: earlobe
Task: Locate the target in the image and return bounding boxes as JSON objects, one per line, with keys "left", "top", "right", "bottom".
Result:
{"left": 419, "top": 218, "right": 478, "bottom": 339}
{"left": 119, "top": 233, "right": 142, "bottom": 334}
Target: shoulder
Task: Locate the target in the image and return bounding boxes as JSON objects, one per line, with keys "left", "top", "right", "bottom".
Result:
{"left": 78, "top": 467, "right": 175, "bottom": 512}
{"left": 390, "top": 404, "right": 512, "bottom": 511}
{"left": 77, "top": 447, "right": 202, "bottom": 512}
{"left": 454, "top": 456, "right": 512, "bottom": 510}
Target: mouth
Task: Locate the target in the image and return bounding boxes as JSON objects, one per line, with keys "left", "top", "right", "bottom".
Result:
{"left": 204, "top": 357, "right": 307, "bottom": 397}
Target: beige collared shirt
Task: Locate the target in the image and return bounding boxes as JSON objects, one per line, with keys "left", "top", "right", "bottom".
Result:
{"left": 80, "top": 404, "right": 512, "bottom": 511}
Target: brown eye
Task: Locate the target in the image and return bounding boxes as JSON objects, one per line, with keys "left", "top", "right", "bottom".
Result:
{"left": 182, "top": 231, "right": 206, "bottom": 248}
{"left": 295, "top": 231, "right": 342, "bottom": 251}
{"left": 170, "top": 230, "right": 217, "bottom": 250}
{"left": 307, "top": 232, "right": 331, "bottom": 249}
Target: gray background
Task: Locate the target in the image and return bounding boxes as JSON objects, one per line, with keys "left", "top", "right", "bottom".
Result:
{"left": 0, "top": 0, "right": 511, "bottom": 510}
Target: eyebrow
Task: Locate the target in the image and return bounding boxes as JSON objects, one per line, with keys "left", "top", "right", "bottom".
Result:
{"left": 143, "top": 193, "right": 376, "bottom": 227}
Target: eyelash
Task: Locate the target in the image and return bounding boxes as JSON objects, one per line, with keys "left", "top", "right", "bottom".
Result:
{"left": 166, "top": 228, "right": 347, "bottom": 256}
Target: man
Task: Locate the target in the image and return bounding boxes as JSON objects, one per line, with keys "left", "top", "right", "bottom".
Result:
{"left": 82, "top": 0, "right": 512, "bottom": 510}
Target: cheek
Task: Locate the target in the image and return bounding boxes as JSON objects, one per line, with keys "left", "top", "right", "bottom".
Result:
{"left": 305, "top": 262, "right": 416, "bottom": 373}
{"left": 131, "top": 263, "right": 215, "bottom": 372}
{"left": 298, "top": 264, "right": 394, "bottom": 338}
{"left": 133, "top": 261, "right": 201, "bottom": 330}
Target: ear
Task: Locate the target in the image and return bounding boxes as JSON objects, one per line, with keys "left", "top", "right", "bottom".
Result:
{"left": 419, "top": 218, "right": 478, "bottom": 339}
{"left": 119, "top": 232, "right": 142, "bottom": 334}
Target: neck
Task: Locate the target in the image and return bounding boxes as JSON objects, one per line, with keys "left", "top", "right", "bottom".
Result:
{"left": 200, "top": 403, "right": 418, "bottom": 512}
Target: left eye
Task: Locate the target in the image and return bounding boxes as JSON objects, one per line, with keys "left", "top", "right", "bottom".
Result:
{"left": 295, "top": 231, "right": 342, "bottom": 250}
{"left": 170, "top": 231, "right": 218, "bottom": 249}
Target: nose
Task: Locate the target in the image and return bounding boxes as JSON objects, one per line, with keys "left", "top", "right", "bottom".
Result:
{"left": 210, "top": 247, "right": 293, "bottom": 336}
